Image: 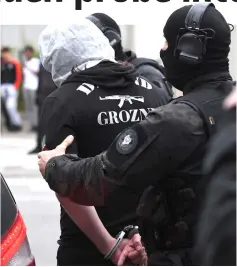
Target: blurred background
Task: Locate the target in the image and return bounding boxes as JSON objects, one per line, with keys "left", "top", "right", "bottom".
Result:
{"left": 1, "top": 24, "right": 237, "bottom": 99}
{"left": 0, "top": 24, "right": 237, "bottom": 265}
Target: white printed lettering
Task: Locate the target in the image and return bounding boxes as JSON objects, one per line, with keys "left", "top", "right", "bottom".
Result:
{"left": 139, "top": 108, "right": 149, "bottom": 119}
{"left": 98, "top": 112, "right": 108, "bottom": 125}
{"left": 119, "top": 110, "right": 130, "bottom": 123}
{"left": 97, "top": 107, "right": 154, "bottom": 125}
{"left": 129, "top": 109, "right": 140, "bottom": 122}
{"left": 108, "top": 111, "right": 119, "bottom": 124}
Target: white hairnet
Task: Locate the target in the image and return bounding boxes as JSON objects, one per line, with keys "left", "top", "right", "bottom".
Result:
{"left": 38, "top": 19, "right": 115, "bottom": 87}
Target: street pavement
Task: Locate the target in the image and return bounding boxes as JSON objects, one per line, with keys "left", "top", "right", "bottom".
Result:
{"left": 0, "top": 131, "right": 60, "bottom": 266}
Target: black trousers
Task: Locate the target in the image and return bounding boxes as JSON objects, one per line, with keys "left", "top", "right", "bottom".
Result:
{"left": 57, "top": 244, "right": 115, "bottom": 266}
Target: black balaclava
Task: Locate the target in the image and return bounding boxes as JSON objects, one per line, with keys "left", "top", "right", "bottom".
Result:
{"left": 90, "top": 13, "right": 127, "bottom": 61}
{"left": 160, "top": 5, "right": 231, "bottom": 91}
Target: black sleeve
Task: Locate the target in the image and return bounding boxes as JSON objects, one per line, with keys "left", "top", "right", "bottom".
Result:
{"left": 44, "top": 103, "right": 205, "bottom": 205}
{"left": 39, "top": 96, "right": 78, "bottom": 154}
{"left": 194, "top": 109, "right": 236, "bottom": 266}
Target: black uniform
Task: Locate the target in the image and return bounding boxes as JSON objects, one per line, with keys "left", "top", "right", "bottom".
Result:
{"left": 193, "top": 104, "right": 236, "bottom": 266}
{"left": 42, "top": 4, "right": 234, "bottom": 265}
{"left": 40, "top": 61, "right": 169, "bottom": 266}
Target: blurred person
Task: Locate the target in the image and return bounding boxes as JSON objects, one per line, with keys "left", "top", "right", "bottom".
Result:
{"left": 1, "top": 97, "right": 10, "bottom": 129}
{"left": 37, "top": 20, "right": 166, "bottom": 266}
{"left": 87, "top": 13, "right": 173, "bottom": 99}
{"left": 193, "top": 85, "right": 236, "bottom": 266}
{"left": 38, "top": 3, "right": 234, "bottom": 265}
{"left": 22, "top": 45, "right": 40, "bottom": 131}
{"left": 1, "top": 47, "right": 22, "bottom": 132}
{"left": 28, "top": 64, "right": 57, "bottom": 154}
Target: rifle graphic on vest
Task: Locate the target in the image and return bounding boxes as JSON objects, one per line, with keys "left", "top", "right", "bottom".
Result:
{"left": 99, "top": 95, "right": 144, "bottom": 108}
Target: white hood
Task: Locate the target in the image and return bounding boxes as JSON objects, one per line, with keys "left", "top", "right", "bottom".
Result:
{"left": 38, "top": 19, "right": 115, "bottom": 87}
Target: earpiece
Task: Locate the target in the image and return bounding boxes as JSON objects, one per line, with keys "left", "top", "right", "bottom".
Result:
{"left": 174, "top": 3, "right": 215, "bottom": 65}
{"left": 87, "top": 15, "right": 121, "bottom": 48}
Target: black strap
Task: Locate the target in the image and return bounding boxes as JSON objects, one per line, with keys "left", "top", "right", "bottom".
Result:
{"left": 185, "top": 3, "right": 215, "bottom": 29}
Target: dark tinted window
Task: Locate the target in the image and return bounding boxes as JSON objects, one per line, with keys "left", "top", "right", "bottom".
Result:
{"left": 1, "top": 174, "right": 17, "bottom": 239}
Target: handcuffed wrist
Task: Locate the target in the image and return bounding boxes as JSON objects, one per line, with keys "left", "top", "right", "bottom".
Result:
{"left": 104, "top": 232, "right": 125, "bottom": 260}
{"left": 104, "top": 225, "right": 139, "bottom": 261}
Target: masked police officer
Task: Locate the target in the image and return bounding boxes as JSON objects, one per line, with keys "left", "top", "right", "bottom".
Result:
{"left": 87, "top": 13, "right": 173, "bottom": 99}
{"left": 38, "top": 3, "right": 235, "bottom": 265}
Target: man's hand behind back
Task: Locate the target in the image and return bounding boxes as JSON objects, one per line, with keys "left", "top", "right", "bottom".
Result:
{"left": 114, "top": 234, "right": 147, "bottom": 266}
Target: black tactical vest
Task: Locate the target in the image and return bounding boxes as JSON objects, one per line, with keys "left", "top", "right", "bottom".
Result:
{"left": 138, "top": 80, "right": 235, "bottom": 252}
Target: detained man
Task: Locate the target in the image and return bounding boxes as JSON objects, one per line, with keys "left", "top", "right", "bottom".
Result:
{"left": 37, "top": 19, "right": 167, "bottom": 265}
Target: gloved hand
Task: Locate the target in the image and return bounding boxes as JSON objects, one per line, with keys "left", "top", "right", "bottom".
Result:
{"left": 38, "top": 135, "right": 74, "bottom": 176}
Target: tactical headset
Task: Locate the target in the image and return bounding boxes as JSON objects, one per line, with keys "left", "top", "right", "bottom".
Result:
{"left": 87, "top": 15, "right": 122, "bottom": 48}
{"left": 174, "top": 3, "right": 216, "bottom": 65}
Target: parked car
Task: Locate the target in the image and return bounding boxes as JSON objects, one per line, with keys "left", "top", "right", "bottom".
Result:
{"left": 1, "top": 173, "right": 36, "bottom": 266}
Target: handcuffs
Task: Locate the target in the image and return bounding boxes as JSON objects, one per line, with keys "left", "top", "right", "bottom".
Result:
{"left": 104, "top": 225, "right": 139, "bottom": 261}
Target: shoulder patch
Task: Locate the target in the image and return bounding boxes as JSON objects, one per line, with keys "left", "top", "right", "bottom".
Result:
{"left": 116, "top": 128, "right": 138, "bottom": 155}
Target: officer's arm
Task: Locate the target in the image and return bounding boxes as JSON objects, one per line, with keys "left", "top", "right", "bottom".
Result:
{"left": 44, "top": 104, "right": 205, "bottom": 205}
